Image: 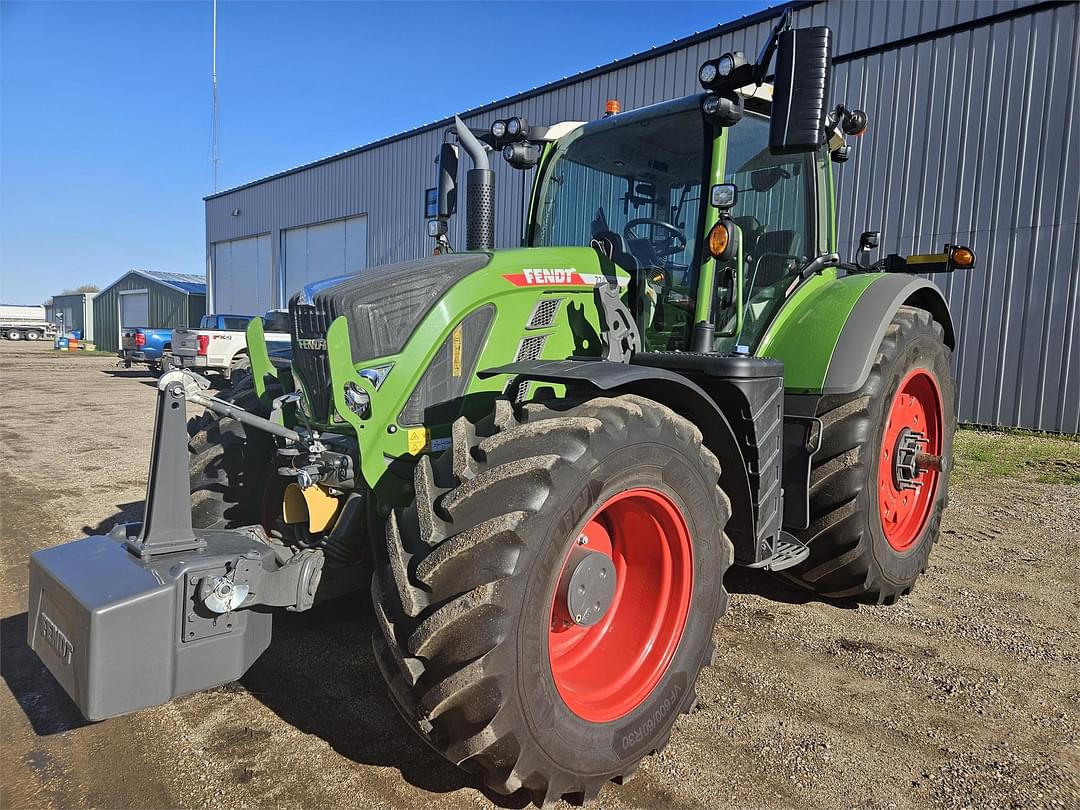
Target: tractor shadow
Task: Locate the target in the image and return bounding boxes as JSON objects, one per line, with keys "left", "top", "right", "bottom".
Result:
{"left": 80, "top": 501, "right": 144, "bottom": 536}
{"left": 724, "top": 566, "right": 859, "bottom": 608}
{"left": 244, "top": 595, "right": 533, "bottom": 807}
{"left": 1, "top": 613, "right": 91, "bottom": 736}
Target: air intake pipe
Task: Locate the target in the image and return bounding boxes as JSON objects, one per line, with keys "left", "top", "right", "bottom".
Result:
{"left": 453, "top": 115, "right": 495, "bottom": 252}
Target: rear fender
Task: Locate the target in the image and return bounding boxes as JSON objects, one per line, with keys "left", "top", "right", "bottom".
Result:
{"left": 478, "top": 359, "right": 757, "bottom": 561}
{"left": 758, "top": 272, "right": 954, "bottom": 395}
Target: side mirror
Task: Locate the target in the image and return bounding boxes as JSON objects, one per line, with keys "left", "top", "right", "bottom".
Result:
{"left": 437, "top": 142, "right": 458, "bottom": 218}
{"left": 769, "top": 26, "right": 833, "bottom": 154}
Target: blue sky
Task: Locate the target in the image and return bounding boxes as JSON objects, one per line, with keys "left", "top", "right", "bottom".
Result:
{"left": 1, "top": 0, "right": 771, "bottom": 304}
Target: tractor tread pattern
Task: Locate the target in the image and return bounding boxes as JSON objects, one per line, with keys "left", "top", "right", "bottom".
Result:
{"left": 784, "top": 306, "right": 952, "bottom": 603}
{"left": 372, "top": 395, "right": 732, "bottom": 805}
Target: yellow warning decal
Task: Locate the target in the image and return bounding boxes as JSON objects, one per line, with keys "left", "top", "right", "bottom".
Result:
{"left": 905, "top": 252, "right": 949, "bottom": 265}
{"left": 407, "top": 428, "right": 429, "bottom": 455}
{"left": 451, "top": 325, "right": 464, "bottom": 377}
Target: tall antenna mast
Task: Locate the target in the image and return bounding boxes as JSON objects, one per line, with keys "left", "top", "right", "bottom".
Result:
{"left": 211, "top": 0, "right": 220, "bottom": 191}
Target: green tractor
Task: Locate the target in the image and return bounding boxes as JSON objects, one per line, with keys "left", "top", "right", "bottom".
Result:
{"left": 29, "top": 14, "right": 975, "bottom": 805}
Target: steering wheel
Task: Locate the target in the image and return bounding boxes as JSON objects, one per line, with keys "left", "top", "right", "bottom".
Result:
{"left": 623, "top": 218, "right": 687, "bottom": 258}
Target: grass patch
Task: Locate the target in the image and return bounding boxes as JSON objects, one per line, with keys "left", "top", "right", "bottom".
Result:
{"left": 952, "top": 427, "right": 1080, "bottom": 485}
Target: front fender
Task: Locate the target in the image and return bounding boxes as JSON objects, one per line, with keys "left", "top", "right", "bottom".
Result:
{"left": 758, "top": 271, "right": 954, "bottom": 395}
{"left": 478, "top": 359, "right": 758, "bottom": 561}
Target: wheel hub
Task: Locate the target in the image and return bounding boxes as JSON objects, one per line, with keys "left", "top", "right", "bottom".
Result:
{"left": 892, "top": 427, "right": 928, "bottom": 491}
{"left": 557, "top": 548, "right": 616, "bottom": 627}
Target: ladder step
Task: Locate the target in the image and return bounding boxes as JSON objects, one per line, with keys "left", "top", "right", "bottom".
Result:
{"left": 744, "top": 534, "right": 810, "bottom": 572}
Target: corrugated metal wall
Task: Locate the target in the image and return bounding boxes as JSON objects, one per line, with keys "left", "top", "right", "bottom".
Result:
{"left": 205, "top": 0, "right": 1078, "bottom": 433}
{"left": 93, "top": 274, "right": 196, "bottom": 353}
{"left": 49, "top": 293, "right": 95, "bottom": 341}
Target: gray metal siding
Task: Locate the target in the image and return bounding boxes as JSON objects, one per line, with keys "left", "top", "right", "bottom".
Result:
{"left": 49, "top": 293, "right": 95, "bottom": 341}
{"left": 205, "top": 0, "right": 1077, "bottom": 432}
{"left": 93, "top": 274, "right": 196, "bottom": 353}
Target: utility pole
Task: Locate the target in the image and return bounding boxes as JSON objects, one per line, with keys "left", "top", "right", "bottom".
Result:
{"left": 211, "top": 0, "right": 220, "bottom": 192}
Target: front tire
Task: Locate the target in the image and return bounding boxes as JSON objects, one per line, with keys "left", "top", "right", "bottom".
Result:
{"left": 187, "top": 375, "right": 277, "bottom": 529}
{"left": 785, "top": 306, "right": 955, "bottom": 603}
{"left": 372, "top": 395, "right": 732, "bottom": 804}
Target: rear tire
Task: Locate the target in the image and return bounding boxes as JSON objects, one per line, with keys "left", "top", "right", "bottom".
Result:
{"left": 187, "top": 375, "right": 278, "bottom": 530}
{"left": 25, "top": 330, "right": 40, "bottom": 341}
{"left": 6, "top": 330, "right": 21, "bottom": 340}
{"left": 784, "top": 306, "right": 955, "bottom": 603}
{"left": 372, "top": 395, "right": 732, "bottom": 804}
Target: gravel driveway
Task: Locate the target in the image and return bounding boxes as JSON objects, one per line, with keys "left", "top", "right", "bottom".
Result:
{"left": 2, "top": 340, "right": 1077, "bottom": 809}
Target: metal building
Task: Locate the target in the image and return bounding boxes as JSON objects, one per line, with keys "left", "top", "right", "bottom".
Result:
{"left": 47, "top": 292, "right": 96, "bottom": 341}
{"left": 92, "top": 270, "right": 206, "bottom": 353}
{"left": 204, "top": 0, "right": 1079, "bottom": 433}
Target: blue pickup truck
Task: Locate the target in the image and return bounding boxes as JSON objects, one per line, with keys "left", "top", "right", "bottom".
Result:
{"left": 119, "top": 327, "right": 175, "bottom": 373}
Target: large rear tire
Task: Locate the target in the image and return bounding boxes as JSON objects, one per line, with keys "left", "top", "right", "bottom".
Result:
{"left": 372, "top": 395, "right": 732, "bottom": 804}
{"left": 187, "top": 374, "right": 278, "bottom": 530}
{"left": 784, "top": 306, "right": 955, "bottom": 603}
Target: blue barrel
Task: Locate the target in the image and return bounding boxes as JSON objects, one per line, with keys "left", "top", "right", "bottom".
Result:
{"left": 72, "top": 330, "right": 82, "bottom": 340}
{"left": 57, "top": 337, "right": 69, "bottom": 349}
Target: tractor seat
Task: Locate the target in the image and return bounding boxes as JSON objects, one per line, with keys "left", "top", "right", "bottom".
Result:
{"left": 632, "top": 350, "right": 783, "bottom": 379}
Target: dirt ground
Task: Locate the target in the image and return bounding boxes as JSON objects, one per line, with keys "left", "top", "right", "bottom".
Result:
{"left": 1, "top": 339, "right": 1077, "bottom": 809}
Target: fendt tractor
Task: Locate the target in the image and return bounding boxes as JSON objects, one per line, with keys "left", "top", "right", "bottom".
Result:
{"left": 29, "top": 14, "right": 977, "bottom": 805}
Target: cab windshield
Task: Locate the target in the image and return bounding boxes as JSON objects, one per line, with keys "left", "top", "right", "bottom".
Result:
{"left": 530, "top": 101, "right": 708, "bottom": 350}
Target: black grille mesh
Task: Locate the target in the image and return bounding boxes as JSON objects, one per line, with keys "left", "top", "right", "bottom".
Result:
{"left": 291, "top": 302, "right": 334, "bottom": 421}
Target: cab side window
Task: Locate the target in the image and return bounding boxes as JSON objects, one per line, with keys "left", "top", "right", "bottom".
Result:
{"left": 717, "top": 113, "right": 817, "bottom": 349}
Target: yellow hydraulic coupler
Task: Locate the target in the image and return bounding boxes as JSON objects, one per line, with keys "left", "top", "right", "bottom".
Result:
{"left": 282, "top": 483, "right": 342, "bottom": 533}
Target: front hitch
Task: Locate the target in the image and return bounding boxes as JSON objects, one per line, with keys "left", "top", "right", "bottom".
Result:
{"left": 26, "top": 370, "right": 326, "bottom": 721}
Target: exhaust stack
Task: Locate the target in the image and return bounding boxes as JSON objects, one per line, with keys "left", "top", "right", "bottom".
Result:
{"left": 453, "top": 115, "right": 495, "bottom": 252}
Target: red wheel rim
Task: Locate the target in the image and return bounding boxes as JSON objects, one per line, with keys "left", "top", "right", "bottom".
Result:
{"left": 879, "top": 368, "right": 943, "bottom": 551}
{"left": 547, "top": 487, "right": 693, "bottom": 723}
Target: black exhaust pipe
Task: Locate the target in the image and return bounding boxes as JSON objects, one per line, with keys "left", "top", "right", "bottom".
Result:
{"left": 453, "top": 115, "right": 495, "bottom": 252}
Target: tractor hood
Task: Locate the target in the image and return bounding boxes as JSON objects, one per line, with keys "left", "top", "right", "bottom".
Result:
{"left": 290, "top": 253, "right": 491, "bottom": 419}
{"left": 292, "top": 253, "right": 492, "bottom": 360}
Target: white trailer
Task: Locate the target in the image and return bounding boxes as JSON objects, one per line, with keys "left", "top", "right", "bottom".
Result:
{"left": 0, "top": 304, "right": 59, "bottom": 341}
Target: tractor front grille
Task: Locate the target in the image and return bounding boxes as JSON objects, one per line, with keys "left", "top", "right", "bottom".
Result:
{"left": 290, "top": 302, "right": 334, "bottom": 422}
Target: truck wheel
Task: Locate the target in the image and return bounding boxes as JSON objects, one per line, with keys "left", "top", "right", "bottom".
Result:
{"left": 25, "top": 330, "right": 40, "bottom": 341}
{"left": 187, "top": 375, "right": 278, "bottom": 530}
{"left": 373, "top": 395, "right": 732, "bottom": 804}
{"left": 225, "top": 353, "right": 250, "bottom": 382}
{"left": 6, "top": 329, "right": 21, "bottom": 340}
{"left": 784, "top": 306, "right": 955, "bottom": 603}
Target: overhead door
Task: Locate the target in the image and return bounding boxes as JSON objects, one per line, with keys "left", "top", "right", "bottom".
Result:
{"left": 212, "top": 234, "right": 272, "bottom": 316}
{"left": 284, "top": 215, "right": 367, "bottom": 301}
{"left": 119, "top": 291, "right": 149, "bottom": 329}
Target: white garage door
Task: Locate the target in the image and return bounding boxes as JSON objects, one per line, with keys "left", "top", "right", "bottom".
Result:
{"left": 212, "top": 234, "right": 272, "bottom": 316}
{"left": 284, "top": 215, "right": 367, "bottom": 300}
{"left": 119, "top": 291, "right": 149, "bottom": 328}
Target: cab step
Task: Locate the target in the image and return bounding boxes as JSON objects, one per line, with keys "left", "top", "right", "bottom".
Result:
{"left": 745, "top": 532, "right": 810, "bottom": 572}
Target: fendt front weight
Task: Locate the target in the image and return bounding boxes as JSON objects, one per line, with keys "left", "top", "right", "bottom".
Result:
{"left": 28, "top": 10, "right": 979, "bottom": 805}
{"left": 28, "top": 371, "right": 343, "bottom": 720}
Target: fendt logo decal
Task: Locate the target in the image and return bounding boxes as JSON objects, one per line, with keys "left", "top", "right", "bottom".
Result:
{"left": 504, "top": 268, "right": 585, "bottom": 286}
{"left": 503, "top": 268, "right": 630, "bottom": 288}
{"left": 297, "top": 338, "right": 327, "bottom": 350}
{"left": 40, "top": 612, "right": 74, "bottom": 665}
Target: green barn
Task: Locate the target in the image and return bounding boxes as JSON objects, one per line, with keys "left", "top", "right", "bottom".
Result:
{"left": 92, "top": 270, "right": 206, "bottom": 353}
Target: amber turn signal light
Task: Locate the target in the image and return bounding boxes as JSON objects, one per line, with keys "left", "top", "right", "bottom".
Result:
{"left": 708, "top": 220, "right": 736, "bottom": 261}
{"left": 950, "top": 245, "right": 975, "bottom": 269}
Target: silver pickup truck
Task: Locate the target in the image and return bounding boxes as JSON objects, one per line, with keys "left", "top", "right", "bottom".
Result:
{"left": 171, "top": 311, "right": 290, "bottom": 380}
